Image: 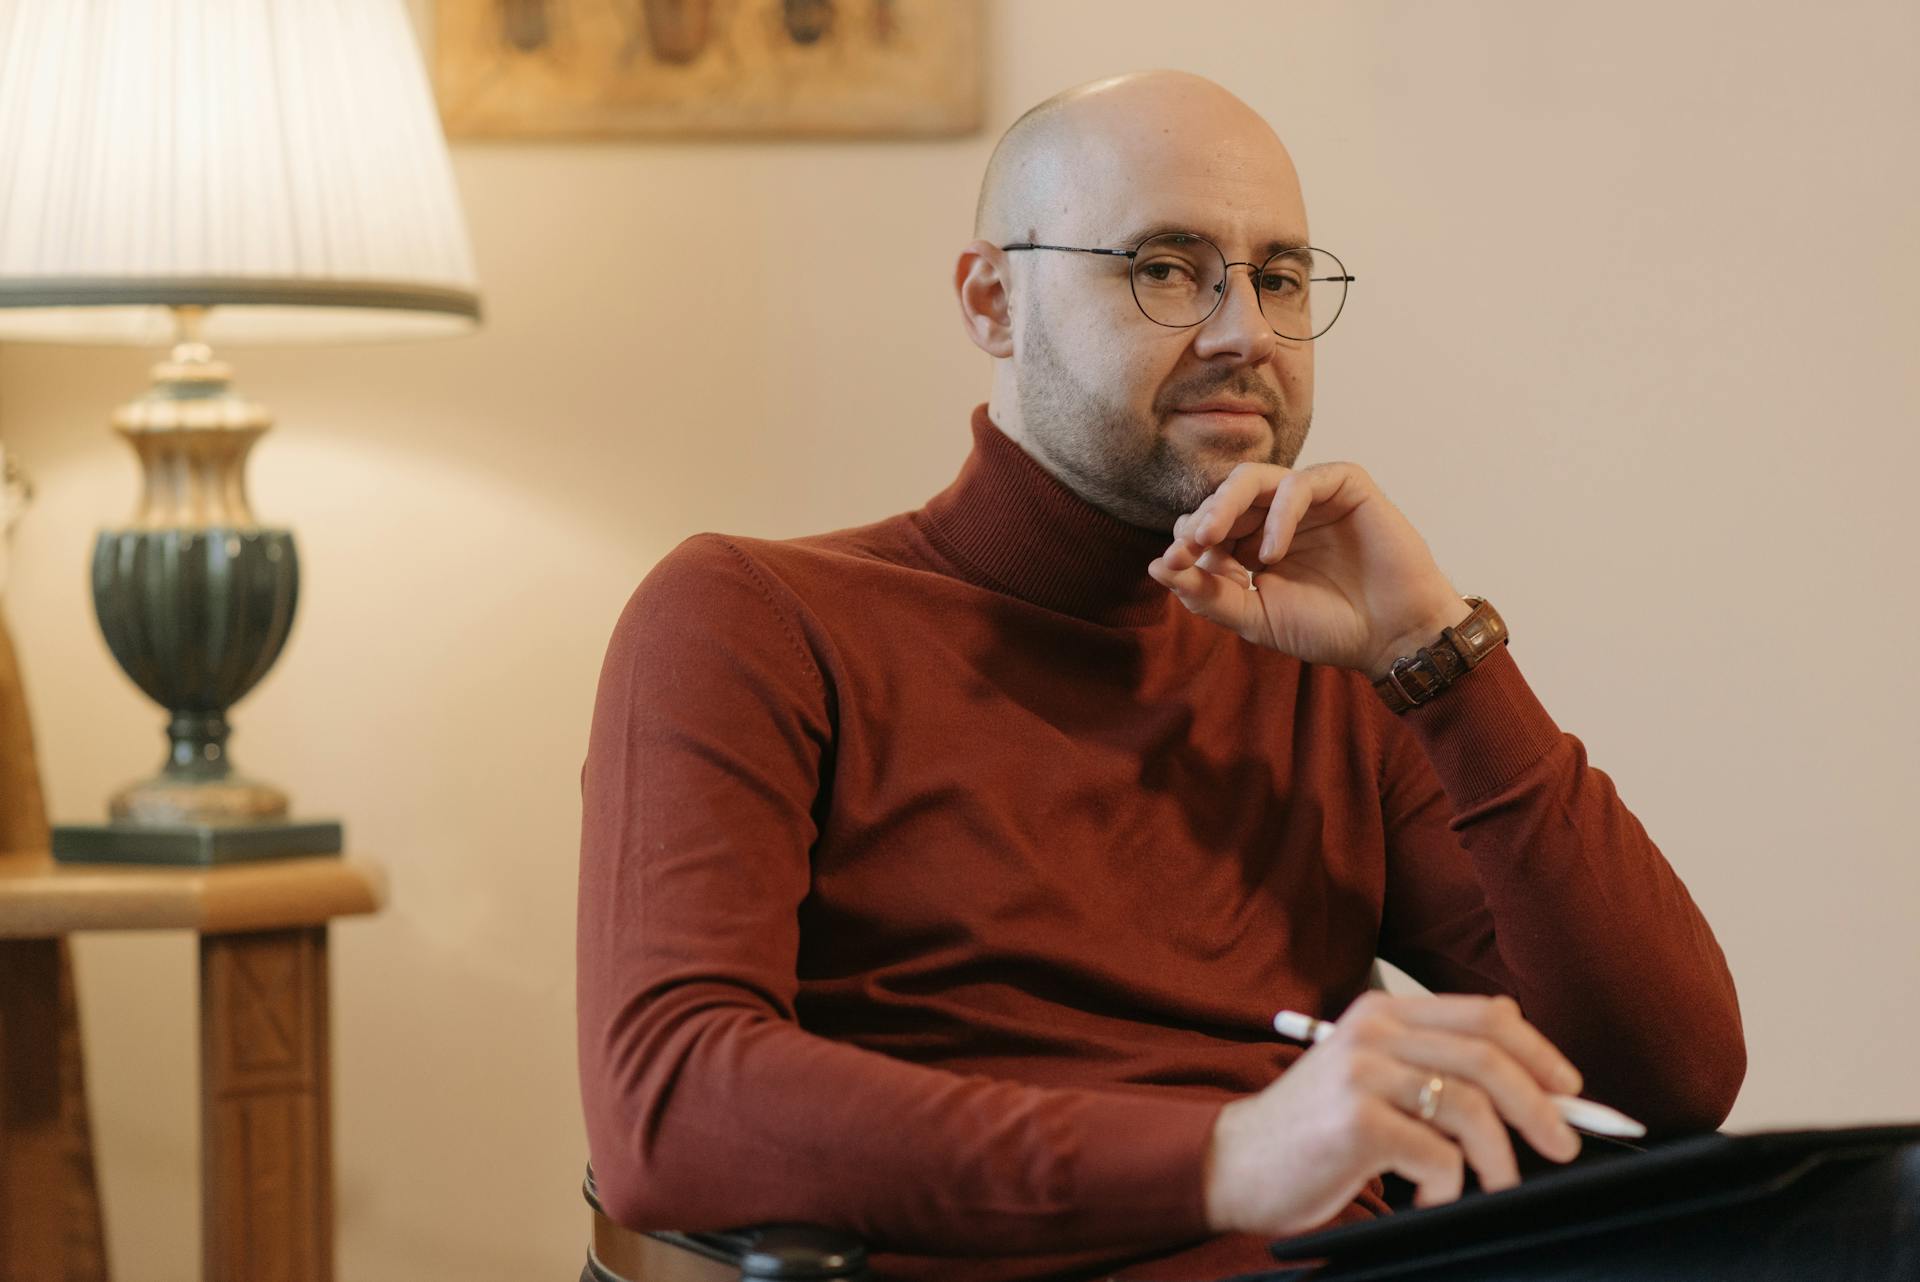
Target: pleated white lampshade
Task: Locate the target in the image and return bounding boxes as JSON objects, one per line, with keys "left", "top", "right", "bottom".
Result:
{"left": 0, "top": 0, "right": 481, "bottom": 345}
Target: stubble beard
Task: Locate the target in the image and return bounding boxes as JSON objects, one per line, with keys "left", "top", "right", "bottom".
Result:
{"left": 1013, "top": 310, "right": 1312, "bottom": 533}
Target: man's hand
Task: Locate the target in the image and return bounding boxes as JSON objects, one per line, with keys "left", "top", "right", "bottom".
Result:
{"left": 1203, "top": 992, "right": 1586, "bottom": 1237}
{"left": 1146, "top": 462, "right": 1471, "bottom": 679}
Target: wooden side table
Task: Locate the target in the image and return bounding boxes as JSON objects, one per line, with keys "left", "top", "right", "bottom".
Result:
{"left": 0, "top": 849, "right": 384, "bottom": 1282}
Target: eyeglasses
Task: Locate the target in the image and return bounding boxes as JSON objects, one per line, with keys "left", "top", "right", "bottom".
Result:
{"left": 1000, "top": 232, "right": 1354, "bottom": 340}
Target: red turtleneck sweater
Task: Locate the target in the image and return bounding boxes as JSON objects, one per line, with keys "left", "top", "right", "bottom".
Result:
{"left": 577, "top": 405, "right": 1744, "bottom": 1281}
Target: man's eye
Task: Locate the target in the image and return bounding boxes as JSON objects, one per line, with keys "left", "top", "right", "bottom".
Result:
{"left": 1259, "top": 272, "right": 1303, "bottom": 294}
{"left": 1139, "top": 261, "right": 1197, "bottom": 284}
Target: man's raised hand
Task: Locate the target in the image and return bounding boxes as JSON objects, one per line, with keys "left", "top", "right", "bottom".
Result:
{"left": 1146, "top": 461, "right": 1473, "bottom": 679}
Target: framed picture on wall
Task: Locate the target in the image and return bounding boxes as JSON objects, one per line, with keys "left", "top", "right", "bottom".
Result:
{"left": 434, "top": 0, "right": 984, "bottom": 139}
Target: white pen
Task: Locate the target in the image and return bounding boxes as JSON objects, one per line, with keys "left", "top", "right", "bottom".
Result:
{"left": 1272, "top": 1009, "right": 1647, "bottom": 1140}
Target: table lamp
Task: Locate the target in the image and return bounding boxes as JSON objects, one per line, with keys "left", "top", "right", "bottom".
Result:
{"left": 0, "top": 0, "right": 482, "bottom": 863}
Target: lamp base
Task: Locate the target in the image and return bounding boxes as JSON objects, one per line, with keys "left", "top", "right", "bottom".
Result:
{"left": 109, "top": 767, "right": 290, "bottom": 826}
{"left": 50, "top": 819, "right": 344, "bottom": 866}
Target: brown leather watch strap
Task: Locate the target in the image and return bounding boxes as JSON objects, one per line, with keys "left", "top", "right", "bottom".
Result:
{"left": 1371, "top": 596, "right": 1508, "bottom": 713}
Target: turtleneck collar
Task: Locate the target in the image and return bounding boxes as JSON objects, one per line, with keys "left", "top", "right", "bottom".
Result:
{"left": 915, "top": 404, "right": 1176, "bottom": 628}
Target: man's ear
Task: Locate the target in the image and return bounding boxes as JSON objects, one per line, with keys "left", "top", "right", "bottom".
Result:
{"left": 954, "top": 240, "right": 1015, "bottom": 359}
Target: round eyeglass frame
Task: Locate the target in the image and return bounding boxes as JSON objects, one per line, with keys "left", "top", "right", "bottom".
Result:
{"left": 999, "top": 233, "right": 1355, "bottom": 340}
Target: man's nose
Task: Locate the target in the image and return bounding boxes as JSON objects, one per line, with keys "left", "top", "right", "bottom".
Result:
{"left": 1192, "top": 263, "right": 1278, "bottom": 362}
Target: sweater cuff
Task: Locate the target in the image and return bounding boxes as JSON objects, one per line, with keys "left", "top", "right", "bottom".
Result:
{"left": 1398, "top": 643, "right": 1564, "bottom": 808}
{"left": 1062, "top": 1090, "right": 1224, "bottom": 1243}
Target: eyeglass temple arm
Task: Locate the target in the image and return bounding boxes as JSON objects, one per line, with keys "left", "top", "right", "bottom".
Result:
{"left": 999, "top": 243, "right": 1134, "bottom": 258}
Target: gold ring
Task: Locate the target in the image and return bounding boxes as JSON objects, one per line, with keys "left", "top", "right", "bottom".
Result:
{"left": 1416, "top": 1075, "right": 1445, "bottom": 1122}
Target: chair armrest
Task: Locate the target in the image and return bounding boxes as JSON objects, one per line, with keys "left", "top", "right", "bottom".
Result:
{"left": 648, "top": 1226, "right": 870, "bottom": 1279}
{"left": 583, "top": 1164, "right": 870, "bottom": 1280}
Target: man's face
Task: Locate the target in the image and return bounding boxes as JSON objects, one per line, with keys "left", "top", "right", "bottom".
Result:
{"left": 1006, "top": 116, "right": 1316, "bottom": 532}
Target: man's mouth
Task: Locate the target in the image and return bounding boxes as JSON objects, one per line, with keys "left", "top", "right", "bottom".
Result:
{"left": 1175, "top": 401, "right": 1270, "bottom": 418}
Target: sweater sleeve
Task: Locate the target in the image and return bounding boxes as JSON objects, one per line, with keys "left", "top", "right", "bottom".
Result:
{"left": 1370, "top": 643, "right": 1746, "bottom": 1137}
{"left": 576, "top": 534, "right": 1222, "bottom": 1255}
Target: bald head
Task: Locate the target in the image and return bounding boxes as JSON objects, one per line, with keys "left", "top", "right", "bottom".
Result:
{"left": 973, "top": 71, "right": 1303, "bottom": 247}
{"left": 957, "top": 71, "right": 1319, "bottom": 533}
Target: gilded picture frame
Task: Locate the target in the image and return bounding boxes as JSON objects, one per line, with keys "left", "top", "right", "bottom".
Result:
{"left": 434, "top": 0, "right": 984, "bottom": 139}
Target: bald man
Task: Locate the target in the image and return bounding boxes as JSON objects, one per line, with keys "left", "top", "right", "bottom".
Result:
{"left": 578, "top": 73, "right": 1748, "bottom": 1280}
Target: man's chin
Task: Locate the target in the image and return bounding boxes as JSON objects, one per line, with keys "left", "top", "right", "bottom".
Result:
{"left": 1151, "top": 452, "right": 1253, "bottom": 522}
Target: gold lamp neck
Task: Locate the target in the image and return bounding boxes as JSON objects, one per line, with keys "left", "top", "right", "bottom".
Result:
{"left": 111, "top": 305, "right": 272, "bottom": 530}
{"left": 151, "top": 303, "right": 233, "bottom": 390}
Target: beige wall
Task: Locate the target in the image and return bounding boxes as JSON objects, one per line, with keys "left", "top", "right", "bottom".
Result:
{"left": 2, "top": 0, "right": 1916, "bottom": 1276}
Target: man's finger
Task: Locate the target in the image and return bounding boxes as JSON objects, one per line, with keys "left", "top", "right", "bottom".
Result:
{"left": 1363, "top": 1099, "right": 1470, "bottom": 1209}
{"left": 1148, "top": 553, "right": 1250, "bottom": 624}
{"left": 1381, "top": 1027, "right": 1581, "bottom": 1162}
{"left": 1384, "top": 1067, "right": 1524, "bottom": 1194}
{"left": 1195, "top": 546, "right": 1251, "bottom": 581}
{"left": 1367, "top": 993, "right": 1584, "bottom": 1096}
{"left": 1260, "top": 464, "right": 1365, "bottom": 564}
{"left": 1164, "top": 532, "right": 1256, "bottom": 578}
{"left": 1346, "top": 1046, "right": 1523, "bottom": 1196}
{"left": 1186, "top": 464, "right": 1292, "bottom": 548}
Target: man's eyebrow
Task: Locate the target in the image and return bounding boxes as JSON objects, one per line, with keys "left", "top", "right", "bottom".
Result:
{"left": 1108, "top": 222, "right": 1311, "bottom": 257}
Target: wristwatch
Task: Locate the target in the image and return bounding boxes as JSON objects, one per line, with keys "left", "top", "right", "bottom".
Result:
{"left": 1371, "top": 596, "right": 1508, "bottom": 713}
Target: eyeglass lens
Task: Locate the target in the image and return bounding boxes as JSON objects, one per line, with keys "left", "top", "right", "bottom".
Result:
{"left": 1129, "top": 234, "right": 1347, "bottom": 339}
